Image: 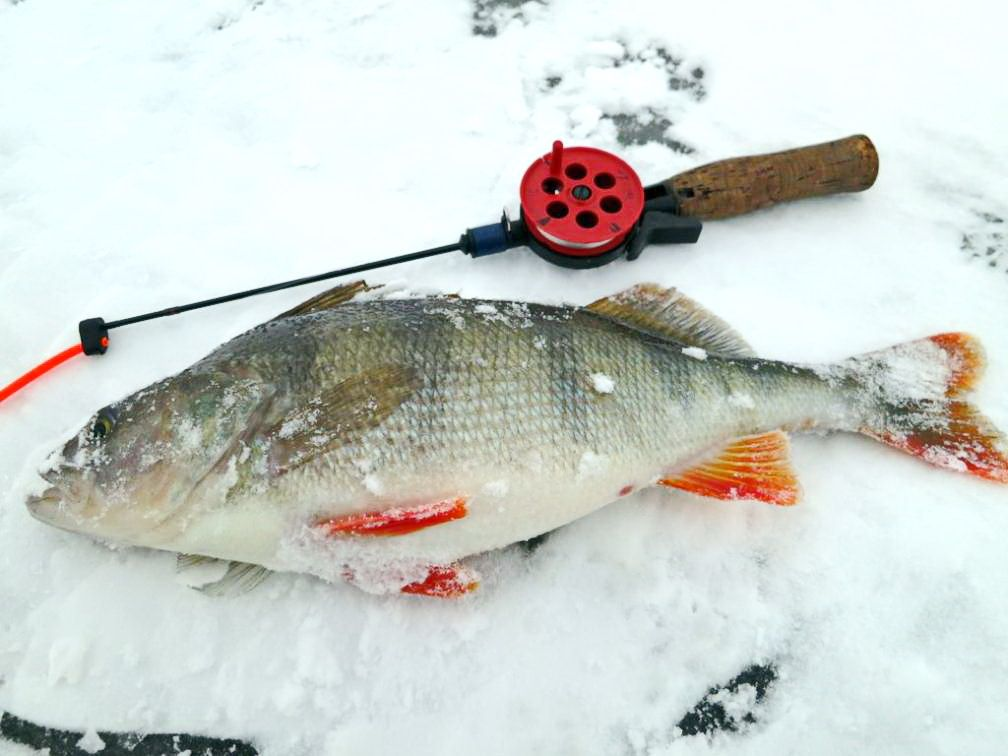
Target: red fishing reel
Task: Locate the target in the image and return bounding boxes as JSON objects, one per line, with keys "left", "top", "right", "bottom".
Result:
{"left": 460, "top": 140, "right": 701, "bottom": 269}
{"left": 520, "top": 141, "right": 645, "bottom": 259}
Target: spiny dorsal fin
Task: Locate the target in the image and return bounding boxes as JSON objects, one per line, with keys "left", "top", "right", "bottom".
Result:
{"left": 585, "top": 283, "right": 754, "bottom": 357}
{"left": 659, "top": 430, "right": 799, "bottom": 505}
{"left": 264, "top": 364, "right": 421, "bottom": 475}
{"left": 273, "top": 279, "right": 375, "bottom": 319}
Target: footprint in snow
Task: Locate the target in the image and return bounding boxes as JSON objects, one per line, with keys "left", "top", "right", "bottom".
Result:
{"left": 961, "top": 209, "right": 1006, "bottom": 274}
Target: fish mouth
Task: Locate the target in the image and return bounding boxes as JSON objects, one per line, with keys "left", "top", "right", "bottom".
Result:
{"left": 26, "top": 478, "right": 94, "bottom": 535}
{"left": 25, "top": 485, "right": 66, "bottom": 524}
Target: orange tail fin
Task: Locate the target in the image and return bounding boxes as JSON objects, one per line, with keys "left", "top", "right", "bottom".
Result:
{"left": 850, "top": 333, "right": 1008, "bottom": 483}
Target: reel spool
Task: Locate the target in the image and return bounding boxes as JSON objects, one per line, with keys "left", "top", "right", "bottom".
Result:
{"left": 519, "top": 142, "right": 646, "bottom": 268}
{"left": 464, "top": 140, "right": 702, "bottom": 269}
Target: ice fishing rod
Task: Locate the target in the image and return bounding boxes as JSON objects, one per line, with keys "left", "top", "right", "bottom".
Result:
{"left": 1, "top": 134, "right": 878, "bottom": 405}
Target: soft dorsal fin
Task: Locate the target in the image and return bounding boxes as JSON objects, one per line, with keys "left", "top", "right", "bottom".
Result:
{"left": 659, "top": 430, "right": 799, "bottom": 505}
{"left": 263, "top": 364, "right": 421, "bottom": 475}
{"left": 273, "top": 279, "right": 375, "bottom": 319}
{"left": 584, "top": 283, "right": 754, "bottom": 357}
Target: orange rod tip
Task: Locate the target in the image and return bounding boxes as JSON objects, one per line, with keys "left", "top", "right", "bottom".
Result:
{"left": 0, "top": 343, "right": 84, "bottom": 405}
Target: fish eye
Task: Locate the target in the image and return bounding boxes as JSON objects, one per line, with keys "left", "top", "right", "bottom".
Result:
{"left": 91, "top": 412, "right": 115, "bottom": 440}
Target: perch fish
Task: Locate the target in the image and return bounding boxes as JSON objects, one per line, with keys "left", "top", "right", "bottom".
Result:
{"left": 27, "top": 282, "right": 1008, "bottom": 596}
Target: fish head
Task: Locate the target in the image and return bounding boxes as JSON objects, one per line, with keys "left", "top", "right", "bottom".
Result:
{"left": 26, "top": 369, "right": 271, "bottom": 544}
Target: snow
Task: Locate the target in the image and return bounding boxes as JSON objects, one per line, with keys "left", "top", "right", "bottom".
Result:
{"left": 1, "top": 1, "right": 1007, "bottom": 755}
{"left": 481, "top": 479, "right": 510, "bottom": 497}
{"left": 577, "top": 450, "right": 610, "bottom": 479}
{"left": 590, "top": 372, "right": 616, "bottom": 393}
{"left": 728, "top": 392, "right": 755, "bottom": 409}
{"left": 75, "top": 727, "right": 106, "bottom": 754}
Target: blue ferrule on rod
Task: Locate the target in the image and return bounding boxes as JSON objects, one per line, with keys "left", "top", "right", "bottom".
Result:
{"left": 462, "top": 221, "right": 512, "bottom": 258}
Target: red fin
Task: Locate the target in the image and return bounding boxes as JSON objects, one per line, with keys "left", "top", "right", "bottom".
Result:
{"left": 928, "top": 333, "right": 985, "bottom": 396}
{"left": 864, "top": 401, "right": 1008, "bottom": 483}
{"left": 401, "top": 564, "right": 479, "bottom": 598}
{"left": 659, "top": 430, "right": 799, "bottom": 506}
{"left": 320, "top": 497, "right": 467, "bottom": 537}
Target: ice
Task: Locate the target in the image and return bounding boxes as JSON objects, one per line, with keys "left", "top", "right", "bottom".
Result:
{"left": 2, "top": 0, "right": 1008, "bottom": 754}
{"left": 682, "top": 346, "right": 708, "bottom": 361}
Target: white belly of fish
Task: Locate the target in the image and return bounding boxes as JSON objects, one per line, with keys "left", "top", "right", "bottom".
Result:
{"left": 154, "top": 450, "right": 656, "bottom": 591}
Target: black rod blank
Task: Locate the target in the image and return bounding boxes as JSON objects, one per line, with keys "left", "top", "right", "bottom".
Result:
{"left": 104, "top": 241, "right": 463, "bottom": 330}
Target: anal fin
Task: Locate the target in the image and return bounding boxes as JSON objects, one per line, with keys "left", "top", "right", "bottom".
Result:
{"left": 660, "top": 430, "right": 799, "bottom": 506}
{"left": 319, "top": 497, "right": 468, "bottom": 537}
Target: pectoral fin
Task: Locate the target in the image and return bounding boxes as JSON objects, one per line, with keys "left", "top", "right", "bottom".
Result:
{"left": 659, "top": 430, "right": 799, "bottom": 505}
{"left": 264, "top": 364, "right": 421, "bottom": 475}
{"left": 176, "top": 554, "right": 273, "bottom": 596}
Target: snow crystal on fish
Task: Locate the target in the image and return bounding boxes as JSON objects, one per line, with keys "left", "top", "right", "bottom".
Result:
{"left": 482, "top": 479, "right": 510, "bottom": 497}
{"left": 431, "top": 307, "right": 466, "bottom": 330}
{"left": 847, "top": 338, "right": 953, "bottom": 402}
{"left": 590, "top": 372, "right": 615, "bottom": 394}
{"left": 577, "top": 450, "right": 609, "bottom": 479}
{"left": 363, "top": 473, "right": 384, "bottom": 495}
{"left": 728, "top": 392, "right": 756, "bottom": 409}
{"left": 174, "top": 417, "right": 204, "bottom": 451}
{"left": 278, "top": 408, "right": 319, "bottom": 439}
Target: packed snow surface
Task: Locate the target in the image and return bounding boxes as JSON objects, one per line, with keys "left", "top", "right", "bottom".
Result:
{"left": 1, "top": 1, "right": 1007, "bottom": 754}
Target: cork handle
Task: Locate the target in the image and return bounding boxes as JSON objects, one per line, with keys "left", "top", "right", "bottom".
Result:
{"left": 663, "top": 135, "right": 878, "bottom": 220}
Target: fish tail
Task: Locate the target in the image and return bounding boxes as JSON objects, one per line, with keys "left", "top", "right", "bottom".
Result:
{"left": 842, "top": 332, "right": 1008, "bottom": 483}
